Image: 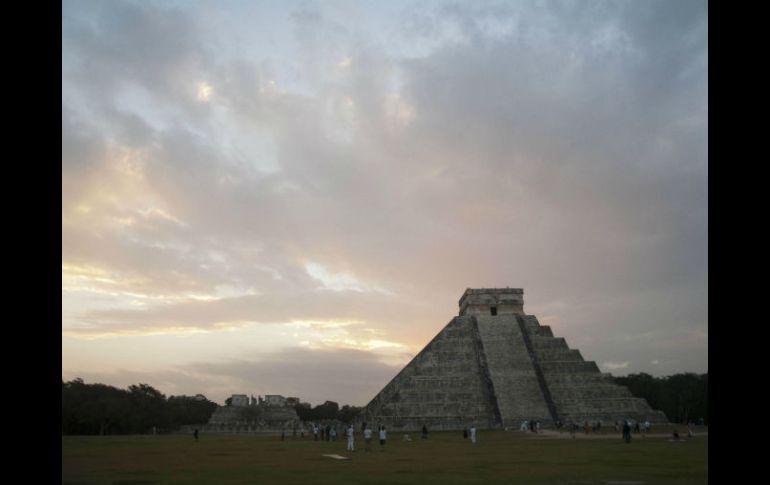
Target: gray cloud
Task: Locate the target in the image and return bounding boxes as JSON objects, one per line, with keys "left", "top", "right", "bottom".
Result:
{"left": 189, "top": 347, "right": 401, "bottom": 406}
{"left": 64, "top": 347, "right": 402, "bottom": 406}
{"left": 62, "top": 0, "right": 707, "bottom": 403}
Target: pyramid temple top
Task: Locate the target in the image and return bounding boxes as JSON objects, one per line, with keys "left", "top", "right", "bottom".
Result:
{"left": 458, "top": 288, "right": 524, "bottom": 316}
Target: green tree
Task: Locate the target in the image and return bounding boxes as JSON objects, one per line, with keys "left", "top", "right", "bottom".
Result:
{"left": 612, "top": 372, "right": 708, "bottom": 425}
{"left": 128, "top": 384, "right": 168, "bottom": 433}
{"left": 337, "top": 405, "right": 362, "bottom": 423}
{"left": 167, "top": 395, "right": 218, "bottom": 428}
{"left": 62, "top": 379, "right": 218, "bottom": 435}
{"left": 314, "top": 401, "right": 339, "bottom": 420}
{"left": 294, "top": 402, "right": 312, "bottom": 422}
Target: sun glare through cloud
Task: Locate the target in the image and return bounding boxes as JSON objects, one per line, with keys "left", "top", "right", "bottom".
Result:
{"left": 197, "top": 81, "right": 213, "bottom": 101}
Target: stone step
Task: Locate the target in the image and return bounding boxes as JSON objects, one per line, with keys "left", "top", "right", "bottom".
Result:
{"left": 474, "top": 315, "right": 554, "bottom": 425}
{"left": 547, "top": 385, "right": 633, "bottom": 400}
{"left": 557, "top": 411, "right": 669, "bottom": 424}
{"left": 534, "top": 348, "right": 584, "bottom": 362}
{"left": 554, "top": 397, "right": 657, "bottom": 413}
{"left": 530, "top": 336, "right": 569, "bottom": 350}
{"left": 539, "top": 361, "right": 600, "bottom": 373}
{"left": 542, "top": 373, "right": 614, "bottom": 385}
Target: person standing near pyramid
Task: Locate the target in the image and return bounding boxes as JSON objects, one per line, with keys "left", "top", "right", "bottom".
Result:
{"left": 470, "top": 424, "right": 477, "bottom": 444}
{"left": 379, "top": 425, "right": 387, "bottom": 451}
{"left": 363, "top": 424, "right": 373, "bottom": 451}
{"left": 346, "top": 424, "right": 355, "bottom": 451}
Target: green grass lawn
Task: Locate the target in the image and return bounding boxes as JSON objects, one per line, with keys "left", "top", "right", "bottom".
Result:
{"left": 62, "top": 428, "right": 707, "bottom": 485}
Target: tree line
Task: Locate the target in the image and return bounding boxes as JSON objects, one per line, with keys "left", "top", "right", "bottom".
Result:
{"left": 293, "top": 400, "right": 362, "bottom": 423}
{"left": 62, "top": 379, "right": 364, "bottom": 435}
{"left": 62, "top": 372, "right": 707, "bottom": 435}
{"left": 612, "top": 372, "right": 708, "bottom": 424}
{"left": 62, "top": 379, "right": 218, "bottom": 435}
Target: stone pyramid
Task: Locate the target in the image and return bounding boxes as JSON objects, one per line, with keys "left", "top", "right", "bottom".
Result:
{"left": 361, "top": 288, "right": 668, "bottom": 430}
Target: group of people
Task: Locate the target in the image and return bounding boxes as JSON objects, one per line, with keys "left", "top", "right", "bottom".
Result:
{"left": 614, "top": 419, "right": 651, "bottom": 434}
{"left": 461, "top": 425, "right": 477, "bottom": 443}
{"left": 343, "top": 423, "right": 388, "bottom": 452}
{"left": 338, "top": 422, "right": 480, "bottom": 448}
{"left": 518, "top": 420, "right": 541, "bottom": 433}
{"left": 311, "top": 423, "right": 340, "bottom": 441}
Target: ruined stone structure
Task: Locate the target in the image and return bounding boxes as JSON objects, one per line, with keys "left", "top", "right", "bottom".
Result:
{"left": 200, "top": 394, "right": 301, "bottom": 433}
{"left": 361, "top": 288, "right": 668, "bottom": 431}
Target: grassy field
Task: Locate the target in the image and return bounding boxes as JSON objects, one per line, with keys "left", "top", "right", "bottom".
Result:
{"left": 62, "top": 427, "right": 708, "bottom": 484}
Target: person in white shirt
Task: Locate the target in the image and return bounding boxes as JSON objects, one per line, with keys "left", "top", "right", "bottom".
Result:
{"left": 363, "top": 425, "right": 373, "bottom": 451}
{"left": 470, "top": 424, "right": 477, "bottom": 444}
{"left": 346, "top": 424, "right": 355, "bottom": 451}
{"left": 378, "top": 425, "right": 387, "bottom": 451}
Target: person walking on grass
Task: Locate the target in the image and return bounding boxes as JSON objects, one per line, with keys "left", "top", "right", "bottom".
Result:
{"left": 470, "top": 424, "right": 477, "bottom": 444}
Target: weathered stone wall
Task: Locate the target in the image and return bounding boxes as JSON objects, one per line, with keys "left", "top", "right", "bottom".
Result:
{"left": 206, "top": 403, "right": 301, "bottom": 432}
{"left": 459, "top": 288, "right": 524, "bottom": 316}
{"left": 361, "top": 317, "right": 496, "bottom": 430}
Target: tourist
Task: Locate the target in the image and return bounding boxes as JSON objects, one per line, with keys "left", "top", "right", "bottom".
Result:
{"left": 330, "top": 427, "right": 337, "bottom": 441}
{"left": 379, "top": 425, "right": 387, "bottom": 451}
{"left": 363, "top": 424, "right": 372, "bottom": 451}
{"left": 422, "top": 424, "right": 428, "bottom": 439}
{"left": 622, "top": 420, "right": 631, "bottom": 443}
{"left": 346, "top": 424, "right": 355, "bottom": 451}
{"left": 584, "top": 421, "right": 590, "bottom": 434}
{"left": 193, "top": 428, "right": 199, "bottom": 441}
{"left": 470, "top": 424, "right": 477, "bottom": 444}
{"left": 313, "top": 424, "right": 319, "bottom": 441}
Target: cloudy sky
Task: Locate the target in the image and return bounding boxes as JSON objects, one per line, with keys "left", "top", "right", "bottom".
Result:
{"left": 62, "top": 0, "right": 707, "bottom": 406}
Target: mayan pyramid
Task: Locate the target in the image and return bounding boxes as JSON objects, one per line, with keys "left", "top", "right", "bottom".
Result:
{"left": 361, "top": 288, "right": 668, "bottom": 430}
